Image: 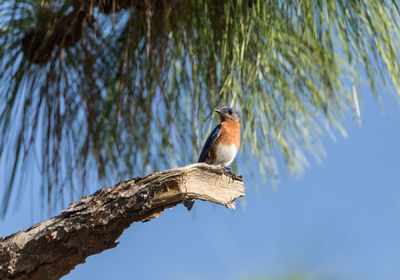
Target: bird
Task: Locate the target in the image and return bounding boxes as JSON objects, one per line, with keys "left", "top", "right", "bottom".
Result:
{"left": 184, "top": 106, "right": 241, "bottom": 211}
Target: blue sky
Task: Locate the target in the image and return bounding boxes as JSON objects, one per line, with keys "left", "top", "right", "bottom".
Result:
{"left": 1, "top": 89, "right": 400, "bottom": 280}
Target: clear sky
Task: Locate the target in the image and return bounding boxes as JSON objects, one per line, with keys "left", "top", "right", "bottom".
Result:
{"left": 1, "top": 89, "right": 400, "bottom": 280}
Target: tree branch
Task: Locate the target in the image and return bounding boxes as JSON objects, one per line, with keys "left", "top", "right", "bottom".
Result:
{"left": 0, "top": 163, "right": 244, "bottom": 280}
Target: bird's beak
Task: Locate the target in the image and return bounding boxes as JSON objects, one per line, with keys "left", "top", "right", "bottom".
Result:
{"left": 215, "top": 108, "right": 225, "bottom": 120}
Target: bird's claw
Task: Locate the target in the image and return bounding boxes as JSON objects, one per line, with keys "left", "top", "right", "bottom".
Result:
{"left": 224, "top": 167, "right": 241, "bottom": 181}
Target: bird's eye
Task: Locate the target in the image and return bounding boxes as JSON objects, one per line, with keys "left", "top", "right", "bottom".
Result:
{"left": 228, "top": 110, "right": 233, "bottom": 115}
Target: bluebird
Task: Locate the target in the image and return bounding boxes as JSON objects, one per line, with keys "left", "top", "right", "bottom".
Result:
{"left": 184, "top": 107, "right": 241, "bottom": 211}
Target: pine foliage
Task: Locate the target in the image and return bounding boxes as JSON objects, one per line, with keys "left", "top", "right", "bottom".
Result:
{"left": 0, "top": 0, "right": 399, "bottom": 215}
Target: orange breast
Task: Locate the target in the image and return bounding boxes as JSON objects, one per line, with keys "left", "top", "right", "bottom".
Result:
{"left": 217, "top": 119, "right": 241, "bottom": 150}
{"left": 205, "top": 119, "right": 241, "bottom": 166}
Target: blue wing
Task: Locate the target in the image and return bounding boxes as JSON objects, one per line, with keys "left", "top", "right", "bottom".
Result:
{"left": 198, "top": 125, "right": 221, "bottom": 162}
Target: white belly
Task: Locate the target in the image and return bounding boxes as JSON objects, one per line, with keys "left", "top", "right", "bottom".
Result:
{"left": 206, "top": 144, "right": 238, "bottom": 167}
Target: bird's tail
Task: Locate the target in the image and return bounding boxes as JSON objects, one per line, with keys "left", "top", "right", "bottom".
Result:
{"left": 183, "top": 199, "right": 195, "bottom": 211}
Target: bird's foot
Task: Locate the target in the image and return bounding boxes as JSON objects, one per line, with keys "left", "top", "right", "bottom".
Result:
{"left": 223, "top": 167, "right": 242, "bottom": 181}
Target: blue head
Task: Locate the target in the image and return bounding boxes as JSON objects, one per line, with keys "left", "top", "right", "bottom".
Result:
{"left": 215, "top": 107, "right": 240, "bottom": 122}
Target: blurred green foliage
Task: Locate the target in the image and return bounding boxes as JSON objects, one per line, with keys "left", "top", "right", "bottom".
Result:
{"left": 0, "top": 0, "right": 399, "bottom": 216}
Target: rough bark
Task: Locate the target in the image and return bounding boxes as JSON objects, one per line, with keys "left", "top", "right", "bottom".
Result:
{"left": 0, "top": 163, "right": 244, "bottom": 280}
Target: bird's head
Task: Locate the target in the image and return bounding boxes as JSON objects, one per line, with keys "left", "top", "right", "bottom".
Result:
{"left": 215, "top": 107, "right": 240, "bottom": 122}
